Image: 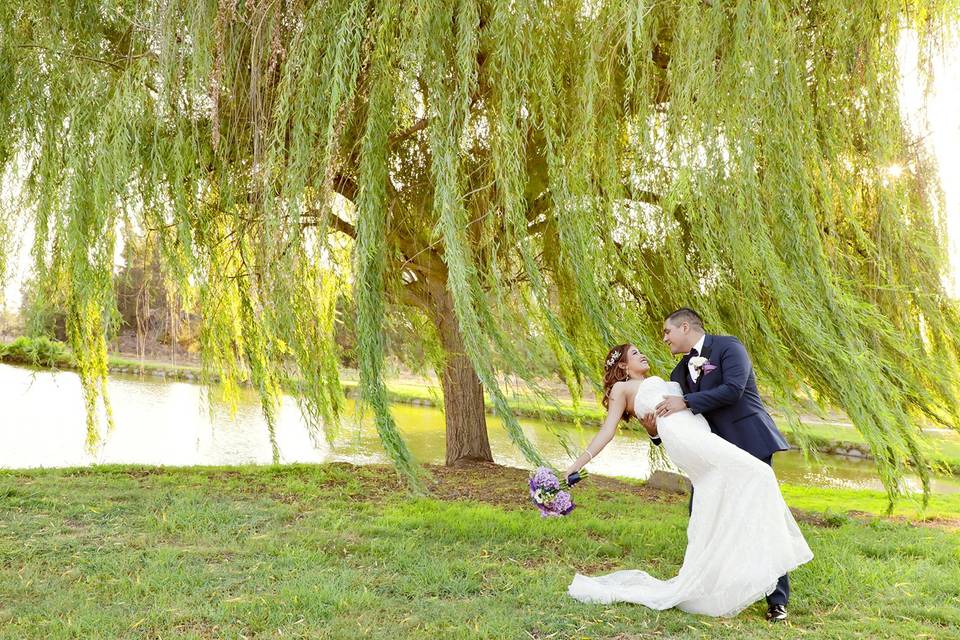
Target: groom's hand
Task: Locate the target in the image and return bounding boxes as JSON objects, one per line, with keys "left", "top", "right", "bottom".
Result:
{"left": 639, "top": 412, "right": 658, "bottom": 436}
{"left": 655, "top": 396, "right": 687, "bottom": 418}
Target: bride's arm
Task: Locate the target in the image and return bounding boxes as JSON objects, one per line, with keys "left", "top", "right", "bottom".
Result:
{"left": 564, "top": 384, "right": 628, "bottom": 478}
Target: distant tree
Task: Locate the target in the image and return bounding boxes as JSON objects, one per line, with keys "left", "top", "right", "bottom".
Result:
{"left": 114, "top": 231, "right": 196, "bottom": 360}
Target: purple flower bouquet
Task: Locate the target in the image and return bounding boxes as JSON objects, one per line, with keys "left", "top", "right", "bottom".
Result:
{"left": 528, "top": 467, "right": 584, "bottom": 517}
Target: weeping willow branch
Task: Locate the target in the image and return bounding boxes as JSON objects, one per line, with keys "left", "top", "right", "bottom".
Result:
{"left": 2, "top": 0, "right": 959, "bottom": 504}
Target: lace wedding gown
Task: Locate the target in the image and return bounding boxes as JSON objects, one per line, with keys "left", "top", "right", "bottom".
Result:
{"left": 568, "top": 376, "right": 813, "bottom": 617}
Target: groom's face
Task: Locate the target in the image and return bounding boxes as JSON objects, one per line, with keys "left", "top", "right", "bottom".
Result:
{"left": 662, "top": 319, "right": 692, "bottom": 355}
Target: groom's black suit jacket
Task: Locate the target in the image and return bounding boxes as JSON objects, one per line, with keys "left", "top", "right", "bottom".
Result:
{"left": 655, "top": 334, "right": 789, "bottom": 461}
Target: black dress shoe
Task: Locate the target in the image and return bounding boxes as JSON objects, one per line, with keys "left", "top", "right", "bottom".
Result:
{"left": 766, "top": 604, "right": 788, "bottom": 622}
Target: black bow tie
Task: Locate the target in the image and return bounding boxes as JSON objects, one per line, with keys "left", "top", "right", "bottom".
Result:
{"left": 688, "top": 348, "right": 699, "bottom": 357}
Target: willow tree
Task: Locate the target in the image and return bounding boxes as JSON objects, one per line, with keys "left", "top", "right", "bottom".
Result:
{"left": 2, "top": 0, "right": 959, "bottom": 500}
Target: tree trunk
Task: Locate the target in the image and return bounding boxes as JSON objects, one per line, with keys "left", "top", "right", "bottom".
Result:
{"left": 430, "top": 284, "right": 492, "bottom": 466}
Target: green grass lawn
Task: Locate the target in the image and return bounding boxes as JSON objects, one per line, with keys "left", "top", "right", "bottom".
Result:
{"left": 778, "top": 483, "right": 960, "bottom": 522}
{"left": 2, "top": 463, "right": 958, "bottom": 639}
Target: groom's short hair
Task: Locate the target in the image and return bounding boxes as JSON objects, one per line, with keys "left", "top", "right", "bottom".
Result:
{"left": 666, "top": 307, "right": 704, "bottom": 330}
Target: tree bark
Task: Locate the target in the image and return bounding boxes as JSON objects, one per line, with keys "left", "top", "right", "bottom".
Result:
{"left": 429, "top": 283, "right": 493, "bottom": 466}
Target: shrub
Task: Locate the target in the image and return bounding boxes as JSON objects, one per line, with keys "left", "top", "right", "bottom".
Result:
{"left": 0, "top": 336, "right": 74, "bottom": 368}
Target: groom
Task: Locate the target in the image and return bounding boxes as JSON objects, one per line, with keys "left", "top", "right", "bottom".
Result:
{"left": 641, "top": 307, "right": 793, "bottom": 622}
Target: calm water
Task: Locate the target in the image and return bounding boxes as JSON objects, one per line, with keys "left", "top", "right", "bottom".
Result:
{"left": 2, "top": 363, "right": 958, "bottom": 495}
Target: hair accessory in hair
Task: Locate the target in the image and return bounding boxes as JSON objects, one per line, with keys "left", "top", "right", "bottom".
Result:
{"left": 605, "top": 349, "right": 622, "bottom": 369}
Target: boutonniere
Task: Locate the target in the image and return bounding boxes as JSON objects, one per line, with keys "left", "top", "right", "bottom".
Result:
{"left": 689, "top": 356, "right": 717, "bottom": 375}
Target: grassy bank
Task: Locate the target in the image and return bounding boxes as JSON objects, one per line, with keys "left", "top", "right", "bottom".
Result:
{"left": 778, "top": 483, "right": 960, "bottom": 523}
{"left": 1, "top": 463, "right": 958, "bottom": 639}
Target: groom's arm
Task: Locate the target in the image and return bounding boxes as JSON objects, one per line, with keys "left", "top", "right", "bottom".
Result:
{"left": 683, "top": 339, "right": 750, "bottom": 415}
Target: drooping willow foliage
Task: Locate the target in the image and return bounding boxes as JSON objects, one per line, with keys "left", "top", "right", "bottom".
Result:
{"left": 2, "top": 0, "right": 959, "bottom": 501}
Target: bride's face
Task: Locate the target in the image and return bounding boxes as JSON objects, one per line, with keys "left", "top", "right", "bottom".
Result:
{"left": 621, "top": 346, "right": 650, "bottom": 378}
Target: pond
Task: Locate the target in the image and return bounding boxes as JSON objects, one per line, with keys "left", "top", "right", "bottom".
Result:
{"left": 3, "top": 363, "right": 958, "bottom": 495}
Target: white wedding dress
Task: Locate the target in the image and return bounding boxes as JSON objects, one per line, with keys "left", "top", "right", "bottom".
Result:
{"left": 568, "top": 376, "right": 813, "bottom": 617}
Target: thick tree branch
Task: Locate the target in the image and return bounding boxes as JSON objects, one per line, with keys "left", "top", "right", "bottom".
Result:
{"left": 396, "top": 278, "right": 431, "bottom": 310}
{"left": 325, "top": 212, "right": 357, "bottom": 239}
{"left": 389, "top": 119, "right": 428, "bottom": 147}
{"left": 331, "top": 173, "right": 359, "bottom": 202}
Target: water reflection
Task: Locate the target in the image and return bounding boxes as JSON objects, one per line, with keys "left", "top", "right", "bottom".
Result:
{"left": 2, "top": 363, "right": 958, "bottom": 495}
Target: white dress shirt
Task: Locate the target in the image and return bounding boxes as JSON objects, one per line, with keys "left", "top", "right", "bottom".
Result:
{"left": 687, "top": 333, "right": 707, "bottom": 383}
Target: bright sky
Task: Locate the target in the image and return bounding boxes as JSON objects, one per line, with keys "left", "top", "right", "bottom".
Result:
{"left": 2, "top": 31, "right": 959, "bottom": 312}
{"left": 898, "top": 31, "right": 960, "bottom": 296}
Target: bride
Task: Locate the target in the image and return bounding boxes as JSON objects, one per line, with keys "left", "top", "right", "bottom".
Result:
{"left": 563, "top": 344, "right": 813, "bottom": 617}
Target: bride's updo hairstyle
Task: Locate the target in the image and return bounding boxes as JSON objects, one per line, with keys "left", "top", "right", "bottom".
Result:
{"left": 602, "top": 343, "right": 632, "bottom": 419}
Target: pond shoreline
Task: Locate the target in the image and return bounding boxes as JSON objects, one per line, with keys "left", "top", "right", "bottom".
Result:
{"left": 3, "top": 340, "right": 957, "bottom": 475}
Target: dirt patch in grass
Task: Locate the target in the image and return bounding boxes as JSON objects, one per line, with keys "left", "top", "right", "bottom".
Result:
{"left": 845, "top": 509, "right": 960, "bottom": 532}
{"left": 168, "top": 621, "right": 223, "bottom": 638}
{"left": 423, "top": 462, "right": 534, "bottom": 509}
{"left": 788, "top": 508, "right": 842, "bottom": 528}
{"left": 422, "top": 461, "right": 682, "bottom": 510}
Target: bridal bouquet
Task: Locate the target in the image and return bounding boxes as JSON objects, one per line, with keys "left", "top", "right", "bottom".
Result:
{"left": 528, "top": 467, "right": 585, "bottom": 517}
